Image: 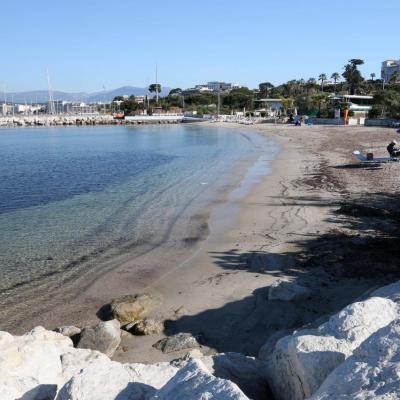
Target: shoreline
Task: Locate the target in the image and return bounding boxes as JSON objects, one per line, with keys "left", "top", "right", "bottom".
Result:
{"left": 4, "top": 122, "right": 400, "bottom": 368}
{"left": 2, "top": 124, "right": 277, "bottom": 335}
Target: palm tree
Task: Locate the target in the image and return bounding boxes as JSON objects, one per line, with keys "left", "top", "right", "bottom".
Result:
{"left": 331, "top": 72, "right": 340, "bottom": 93}
{"left": 370, "top": 73, "right": 376, "bottom": 81}
{"left": 318, "top": 74, "right": 327, "bottom": 92}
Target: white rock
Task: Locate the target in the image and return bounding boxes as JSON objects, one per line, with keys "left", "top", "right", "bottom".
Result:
{"left": 264, "top": 296, "right": 399, "bottom": 400}
{"left": 76, "top": 319, "right": 121, "bottom": 357}
{"left": 124, "top": 362, "right": 179, "bottom": 389}
{"left": 57, "top": 361, "right": 154, "bottom": 400}
{"left": 309, "top": 319, "right": 400, "bottom": 400}
{"left": 268, "top": 280, "right": 311, "bottom": 301}
{"left": 60, "top": 347, "right": 111, "bottom": 383}
{"left": 372, "top": 280, "right": 400, "bottom": 304}
{"left": 151, "top": 359, "right": 249, "bottom": 399}
{"left": 0, "top": 326, "right": 72, "bottom": 400}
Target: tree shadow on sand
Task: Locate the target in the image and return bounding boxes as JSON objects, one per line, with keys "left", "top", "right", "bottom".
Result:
{"left": 166, "top": 191, "right": 400, "bottom": 358}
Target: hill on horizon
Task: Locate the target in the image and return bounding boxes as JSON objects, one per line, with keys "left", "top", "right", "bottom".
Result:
{"left": 5, "top": 86, "right": 172, "bottom": 104}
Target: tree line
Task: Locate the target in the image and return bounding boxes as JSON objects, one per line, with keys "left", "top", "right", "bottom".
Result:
{"left": 114, "top": 59, "right": 400, "bottom": 119}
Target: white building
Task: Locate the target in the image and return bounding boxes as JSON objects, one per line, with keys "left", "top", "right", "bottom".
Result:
{"left": 254, "top": 99, "right": 283, "bottom": 116}
{"left": 381, "top": 60, "right": 400, "bottom": 82}
{"left": 47, "top": 101, "right": 98, "bottom": 114}
{"left": 207, "top": 81, "right": 233, "bottom": 92}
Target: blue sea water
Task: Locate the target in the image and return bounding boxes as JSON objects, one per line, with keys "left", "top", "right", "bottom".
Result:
{"left": 0, "top": 124, "right": 277, "bottom": 328}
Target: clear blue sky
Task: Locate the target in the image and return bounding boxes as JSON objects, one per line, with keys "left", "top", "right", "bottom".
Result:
{"left": 2, "top": 0, "right": 399, "bottom": 92}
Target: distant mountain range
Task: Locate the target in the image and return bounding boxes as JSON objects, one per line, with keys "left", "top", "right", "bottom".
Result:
{"left": 6, "top": 86, "right": 173, "bottom": 104}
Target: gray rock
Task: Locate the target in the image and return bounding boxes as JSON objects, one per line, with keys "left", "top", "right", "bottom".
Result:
{"left": 77, "top": 320, "right": 121, "bottom": 357}
{"left": 54, "top": 326, "right": 81, "bottom": 338}
{"left": 109, "top": 293, "right": 161, "bottom": 324}
{"left": 268, "top": 279, "right": 311, "bottom": 302}
{"left": 126, "top": 319, "right": 164, "bottom": 336}
{"left": 202, "top": 352, "right": 270, "bottom": 400}
{"left": 258, "top": 329, "right": 294, "bottom": 360}
{"left": 153, "top": 333, "right": 201, "bottom": 353}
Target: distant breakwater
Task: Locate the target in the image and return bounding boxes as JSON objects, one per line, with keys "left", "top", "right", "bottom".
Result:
{"left": 0, "top": 114, "right": 192, "bottom": 128}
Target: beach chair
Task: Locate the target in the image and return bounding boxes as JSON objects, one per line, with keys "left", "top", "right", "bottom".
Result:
{"left": 353, "top": 150, "right": 398, "bottom": 163}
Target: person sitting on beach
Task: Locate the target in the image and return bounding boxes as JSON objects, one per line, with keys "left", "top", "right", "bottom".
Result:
{"left": 387, "top": 140, "right": 400, "bottom": 157}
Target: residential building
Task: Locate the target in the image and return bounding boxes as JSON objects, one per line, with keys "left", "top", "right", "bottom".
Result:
{"left": 328, "top": 95, "right": 374, "bottom": 116}
{"left": 134, "top": 96, "right": 146, "bottom": 104}
{"left": 381, "top": 60, "right": 400, "bottom": 82}
{"left": 207, "top": 81, "right": 233, "bottom": 92}
{"left": 47, "top": 101, "right": 98, "bottom": 114}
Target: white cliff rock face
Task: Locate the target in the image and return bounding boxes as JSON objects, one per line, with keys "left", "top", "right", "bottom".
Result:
{"left": 263, "top": 296, "right": 399, "bottom": 400}
{"left": 152, "top": 359, "right": 249, "bottom": 400}
{"left": 268, "top": 280, "right": 311, "bottom": 302}
{"left": 0, "top": 327, "right": 250, "bottom": 400}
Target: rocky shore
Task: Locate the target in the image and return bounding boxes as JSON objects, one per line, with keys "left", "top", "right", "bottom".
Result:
{"left": 3, "top": 123, "right": 400, "bottom": 399}
{"left": 3, "top": 280, "right": 400, "bottom": 399}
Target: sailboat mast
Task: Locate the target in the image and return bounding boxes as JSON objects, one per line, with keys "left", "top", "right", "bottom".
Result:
{"left": 46, "top": 69, "right": 55, "bottom": 115}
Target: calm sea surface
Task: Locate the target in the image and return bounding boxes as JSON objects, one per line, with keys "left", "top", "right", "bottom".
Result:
{"left": 0, "top": 124, "right": 278, "bottom": 328}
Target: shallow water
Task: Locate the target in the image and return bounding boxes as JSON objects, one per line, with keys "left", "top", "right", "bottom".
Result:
{"left": 0, "top": 124, "right": 278, "bottom": 329}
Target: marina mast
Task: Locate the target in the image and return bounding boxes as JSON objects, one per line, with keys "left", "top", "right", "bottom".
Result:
{"left": 46, "top": 69, "right": 55, "bottom": 115}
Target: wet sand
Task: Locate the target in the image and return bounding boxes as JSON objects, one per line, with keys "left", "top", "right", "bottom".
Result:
{"left": 11, "top": 123, "right": 400, "bottom": 365}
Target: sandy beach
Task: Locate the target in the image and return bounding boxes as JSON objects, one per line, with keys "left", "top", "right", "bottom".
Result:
{"left": 13, "top": 122, "right": 400, "bottom": 365}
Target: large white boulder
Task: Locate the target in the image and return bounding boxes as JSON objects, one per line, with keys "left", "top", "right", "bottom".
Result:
{"left": 268, "top": 280, "right": 311, "bottom": 302}
{"left": 0, "top": 326, "right": 73, "bottom": 400}
{"left": 57, "top": 361, "right": 155, "bottom": 400}
{"left": 0, "top": 326, "right": 250, "bottom": 400}
{"left": 124, "top": 362, "right": 179, "bottom": 389}
{"left": 309, "top": 319, "right": 400, "bottom": 399}
{"left": 152, "top": 359, "right": 249, "bottom": 399}
{"left": 263, "top": 296, "right": 399, "bottom": 400}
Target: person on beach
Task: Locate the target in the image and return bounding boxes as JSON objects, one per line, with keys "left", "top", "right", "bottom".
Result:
{"left": 387, "top": 140, "right": 400, "bottom": 157}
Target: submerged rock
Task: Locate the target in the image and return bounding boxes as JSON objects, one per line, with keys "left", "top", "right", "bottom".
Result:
{"left": 153, "top": 333, "right": 201, "bottom": 353}
{"left": 76, "top": 319, "right": 120, "bottom": 357}
{"left": 268, "top": 279, "right": 311, "bottom": 302}
{"left": 108, "top": 293, "right": 161, "bottom": 324}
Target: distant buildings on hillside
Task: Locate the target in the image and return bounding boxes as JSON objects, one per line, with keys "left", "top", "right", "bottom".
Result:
{"left": 381, "top": 60, "right": 400, "bottom": 82}
{"left": 183, "top": 81, "right": 241, "bottom": 95}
